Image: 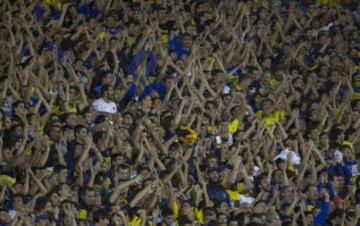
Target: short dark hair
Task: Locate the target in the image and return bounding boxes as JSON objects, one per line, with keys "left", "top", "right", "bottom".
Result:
{"left": 13, "top": 194, "right": 26, "bottom": 203}
{"left": 75, "top": 125, "right": 88, "bottom": 134}
{"left": 34, "top": 196, "right": 49, "bottom": 212}
{"left": 12, "top": 100, "right": 24, "bottom": 111}
{"left": 100, "top": 84, "right": 111, "bottom": 97}
{"left": 54, "top": 165, "right": 67, "bottom": 174}
{"left": 93, "top": 209, "right": 109, "bottom": 223}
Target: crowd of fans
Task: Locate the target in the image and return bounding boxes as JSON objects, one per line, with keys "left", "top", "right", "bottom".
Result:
{"left": 0, "top": 0, "right": 360, "bottom": 225}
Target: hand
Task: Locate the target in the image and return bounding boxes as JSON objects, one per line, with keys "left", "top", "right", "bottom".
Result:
{"left": 230, "top": 155, "right": 242, "bottom": 166}
{"left": 85, "top": 134, "right": 93, "bottom": 146}
{"left": 133, "top": 175, "right": 143, "bottom": 185}
{"left": 267, "top": 162, "right": 274, "bottom": 172}
{"left": 91, "top": 162, "right": 101, "bottom": 174}
{"left": 321, "top": 189, "right": 330, "bottom": 201}
{"left": 63, "top": 203, "right": 75, "bottom": 218}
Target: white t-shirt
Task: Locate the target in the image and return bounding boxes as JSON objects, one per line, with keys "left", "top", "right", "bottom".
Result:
{"left": 92, "top": 98, "right": 117, "bottom": 114}
{"left": 352, "top": 164, "right": 360, "bottom": 176}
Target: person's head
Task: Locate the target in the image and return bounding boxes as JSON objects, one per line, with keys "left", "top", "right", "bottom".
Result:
{"left": 228, "top": 217, "right": 239, "bottom": 226}
{"left": 0, "top": 208, "right": 11, "bottom": 224}
{"left": 123, "top": 112, "right": 134, "bottom": 127}
{"left": 136, "top": 166, "right": 149, "bottom": 180}
{"left": 69, "top": 85, "right": 80, "bottom": 101}
{"left": 282, "top": 186, "right": 295, "bottom": 203}
{"left": 12, "top": 194, "right": 25, "bottom": 210}
{"left": 178, "top": 216, "right": 193, "bottom": 226}
{"left": 80, "top": 187, "right": 95, "bottom": 206}
{"left": 217, "top": 213, "right": 228, "bottom": 226}
{"left": 169, "top": 142, "right": 183, "bottom": 159}
{"left": 35, "top": 214, "right": 50, "bottom": 226}
{"left": 100, "top": 84, "right": 114, "bottom": 100}
{"left": 49, "top": 190, "right": 61, "bottom": 207}
{"left": 48, "top": 123, "right": 62, "bottom": 142}
{"left": 12, "top": 101, "right": 26, "bottom": 116}
{"left": 182, "top": 33, "right": 193, "bottom": 49}
{"left": 2, "top": 146, "right": 13, "bottom": 162}
{"left": 266, "top": 212, "right": 281, "bottom": 226}
{"left": 273, "top": 169, "right": 284, "bottom": 185}
{"left": 328, "top": 208, "right": 345, "bottom": 225}
{"left": 329, "top": 127, "right": 345, "bottom": 145}
{"left": 54, "top": 165, "right": 68, "bottom": 184}
{"left": 82, "top": 107, "right": 95, "bottom": 125}
{"left": 275, "top": 158, "right": 287, "bottom": 171}
{"left": 117, "top": 164, "right": 130, "bottom": 181}
{"left": 249, "top": 214, "right": 267, "bottom": 225}
{"left": 216, "top": 201, "right": 230, "bottom": 215}
{"left": 345, "top": 208, "right": 357, "bottom": 224}
{"left": 204, "top": 208, "right": 217, "bottom": 224}
{"left": 207, "top": 155, "right": 218, "bottom": 170}
{"left": 253, "top": 200, "right": 267, "bottom": 214}
{"left": 261, "top": 99, "right": 274, "bottom": 114}
{"left": 75, "top": 125, "right": 89, "bottom": 143}
{"left": 341, "top": 145, "right": 353, "bottom": 161}
{"left": 58, "top": 183, "right": 71, "bottom": 199}
{"left": 140, "top": 95, "right": 152, "bottom": 111}
{"left": 305, "top": 184, "right": 318, "bottom": 201}
{"left": 162, "top": 207, "right": 176, "bottom": 225}
{"left": 330, "top": 173, "right": 345, "bottom": 190}
{"left": 34, "top": 196, "right": 53, "bottom": 214}
{"left": 319, "top": 132, "right": 329, "bottom": 147}
{"left": 65, "top": 113, "right": 79, "bottom": 128}
{"left": 208, "top": 169, "right": 220, "bottom": 183}
{"left": 181, "top": 200, "right": 195, "bottom": 216}
{"left": 93, "top": 209, "right": 110, "bottom": 226}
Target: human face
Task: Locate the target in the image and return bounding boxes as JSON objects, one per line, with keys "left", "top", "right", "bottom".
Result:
{"left": 253, "top": 201, "right": 267, "bottom": 214}
{"left": 123, "top": 114, "right": 133, "bottom": 126}
{"left": 13, "top": 197, "right": 24, "bottom": 210}
{"left": 164, "top": 214, "right": 175, "bottom": 225}
{"left": 118, "top": 128, "right": 129, "bottom": 141}
{"left": 76, "top": 128, "right": 88, "bottom": 142}
{"left": 293, "top": 77, "right": 304, "bottom": 90}
{"left": 217, "top": 202, "right": 230, "bottom": 214}
{"left": 83, "top": 191, "right": 95, "bottom": 206}
{"left": 15, "top": 103, "right": 26, "bottom": 116}
{"left": 262, "top": 100, "right": 273, "bottom": 113}
{"left": 283, "top": 186, "right": 294, "bottom": 202}
{"left": 182, "top": 35, "right": 192, "bottom": 49}
{"left": 58, "top": 169, "right": 68, "bottom": 184}
{"left": 182, "top": 202, "right": 194, "bottom": 215}
{"left": 3, "top": 149, "right": 13, "bottom": 162}
{"left": 218, "top": 214, "right": 227, "bottom": 225}
{"left": 141, "top": 96, "right": 152, "bottom": 110}
{"left": 106, "top": 86, "right": 114, "bottom": 99}
{"left": 98, "top": 218, "right": 110, "bottom": 226}
{"left": 0, "top": 211, "right": 10, "bottom": 224}
{"left": 342, "top": 147, "right": 353, "bottom": 160}
{"left": 333, "top": 176, "right": 344, "bottom": 190}
{"left": 229, "top": 221, "right": 239, "bottom": 226}
{"left": 269, "top": 213, "right": 282, "bottom": 226}
{"left": 50, "top": 193, "right": 60, "bottom": 207}
{"left": 208, "top": 158, "right": 218, "bottom": 169}
{"left": 59, "top": 184, "right": 71, "bottom": 198}
{"left": 209, "top": 170, "right": 219, "bottom": 183}
{"left": 50, "top": 126, "right": 61, "bottom": 141}
{"left": 66, "top": 114, "right": 78, "bottom": 128}
{"left": 307, "top": 185, "right": 318, "bottom": 200}
{"left": 320, "top": 134, "right": 329, "bottom": 146}
{"left": 117, "top": 167, "right": 130, "bottom": 181}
